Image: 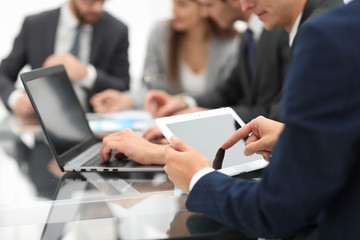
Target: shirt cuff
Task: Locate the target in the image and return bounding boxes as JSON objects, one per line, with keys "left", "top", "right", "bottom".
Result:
{"left": 8, "top": 89, "right": 25, "bottom": 110}
{"left": 79, "top": 64, "right": 97, "bottom": 89}
{"left": 189, "top": 167, "right": 215, "bottom": 192}
{"left": 182, "top": 95, "right": 197, "bottom": 108}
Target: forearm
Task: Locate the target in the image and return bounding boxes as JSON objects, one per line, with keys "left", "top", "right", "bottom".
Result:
{"left": 0, "top": 60, "right": 26, "bottom": 109}
{"left": 150, "top": 144, "right": 168, "bottom": 165}
{"left": 93, "top": 67, "right": 130, "bottom": 93}
{"left": 0, "top": 75, "right": 17, "bottom": 109}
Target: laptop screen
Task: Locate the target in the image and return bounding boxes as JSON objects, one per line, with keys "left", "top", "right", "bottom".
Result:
{"left": 26, "top": 68, "right": 94, "bottom": 157}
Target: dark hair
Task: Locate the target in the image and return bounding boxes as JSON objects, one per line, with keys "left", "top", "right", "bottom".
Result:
{"left": 167, "top": 18, "right": 238, "bottom": 87}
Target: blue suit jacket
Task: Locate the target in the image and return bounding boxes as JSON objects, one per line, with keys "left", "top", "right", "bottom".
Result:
{"left": 0, "top": 8, "right": 130, "bottom": 110}
{"left": 187, "top": 1, "right": 360, "bottom": 239}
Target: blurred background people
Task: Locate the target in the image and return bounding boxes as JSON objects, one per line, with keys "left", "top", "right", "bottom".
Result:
{"left": 0, "top": 0, "right": 130, "bottom": 116}
{"left": 90, "top": 0, "right": 240, "bottom": 113}
{"left": 145, "top": 0, "right": 290, "bottom": 123}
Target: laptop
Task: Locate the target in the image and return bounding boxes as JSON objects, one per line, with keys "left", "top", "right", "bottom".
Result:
{"left": 20, "top": 64, "right": 163, "bottom": 172}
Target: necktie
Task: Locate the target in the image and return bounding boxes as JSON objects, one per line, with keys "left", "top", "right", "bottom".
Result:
{"left": 245, "top": 28, "right": 255, "bottom": 76}
{"left": 70, "top": 24, "right": 83, "bottom": 57}
{"left": 69, "top": 24, "right": 88, "bottom": 111}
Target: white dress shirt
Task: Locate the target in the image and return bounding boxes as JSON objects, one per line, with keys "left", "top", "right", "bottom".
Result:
{"left": 247, "top": 14, "right": 264, "bottom": 43}
{"left": 289, "top": 13, "right": 303, "bottom": 47}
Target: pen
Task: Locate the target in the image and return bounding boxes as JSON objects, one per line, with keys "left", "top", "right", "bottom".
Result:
{"left": 213, "top": 148, "right": 225, "bottom": 170}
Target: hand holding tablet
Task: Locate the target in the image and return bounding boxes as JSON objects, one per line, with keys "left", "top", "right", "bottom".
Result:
{"left": 156, "top": 107, "right": 268, "bottom": 176}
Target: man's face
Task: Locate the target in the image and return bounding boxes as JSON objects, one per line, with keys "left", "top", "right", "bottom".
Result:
{"left": 197, "top": 0, "right": 236, "bottom": 29}
{"left": 240, "top": 0, "right": 297, "bottom": 31}
{"left": 70, "top": 0, "right": 105, "bottom": 25}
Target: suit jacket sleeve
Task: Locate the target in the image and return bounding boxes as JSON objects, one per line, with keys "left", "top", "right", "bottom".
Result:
{"left": 93, "top": 30, "right": 130, "bottom": 92}
{"left": 187, "top": 14, "right": 360, "bottom": 239}
{"left": 91, "top": 13, "right": 130, "bottom": 94}
{"left": 0, "top": 17, "right": 29, "bottom": 108}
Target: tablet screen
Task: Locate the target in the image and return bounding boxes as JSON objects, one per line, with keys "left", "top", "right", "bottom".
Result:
{"left": 166, "top": 114, "right": 261, "bottom": 169}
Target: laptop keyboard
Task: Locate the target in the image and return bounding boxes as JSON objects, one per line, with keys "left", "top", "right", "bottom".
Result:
{"left": 81, "top": 154, "right": 129, "bottom": 168}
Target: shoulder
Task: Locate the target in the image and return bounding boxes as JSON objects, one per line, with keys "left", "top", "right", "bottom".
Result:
{"left": 292, "top": 2, "right": 360, "bottom": 77}
{"left": 284, "top": 1, "right": 360, "bottom": 130}
{"left": 23, "top": 8, "right": 60, "bottom": 25}
{"left": 149, "top": 20, "right": 171, "bottom": 39}
{"left": 305, "top": 0, "right": 344, "bottom": 24}
{"left": 147, "top": 20, "right": 171, "bottom": 47}
{"left": 300, "top": 1, "right": 360, "bottom": 44}
{"left": 317, "top": 0, "right": 344, "bottom": 13}
{"left": 211, "top": 34, "right": 240, "bottom": 54}
{"left": 98, "top": 11, "right": 128, "bottom": 31}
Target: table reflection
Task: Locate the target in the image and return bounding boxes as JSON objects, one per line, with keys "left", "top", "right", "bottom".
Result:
{"left": 0, "top": 115, "right": 248, "bottom": 240}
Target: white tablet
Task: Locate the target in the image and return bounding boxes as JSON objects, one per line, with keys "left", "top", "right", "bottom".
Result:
{"left": 156, "top": 107, "right": 268, "bottom": 176}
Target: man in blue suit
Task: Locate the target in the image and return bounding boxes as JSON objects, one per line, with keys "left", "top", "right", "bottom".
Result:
{"left": 164, "top": 0, "right": 360, "bottom": 239}
{"left": 142, "top": 0, "right": 342, "bottom": 122}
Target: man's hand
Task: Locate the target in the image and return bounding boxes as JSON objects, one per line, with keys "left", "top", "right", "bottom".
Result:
{"left": 164, "top": 136, "right": 212, "bottom": 194}
{"left": 43, "top": 54, "right": 87, "bottom": 81}
{"left": 142, "top": 126, "right": 168, "bottom": 144}
{"left": 144, "top": 90, "right": 188, "bottom": 118}
{"left": 12, "top": 93, "right": 34, "bottom": 117}
{"left": 90, "top": 89, "right": 134, "bottom": 113}
{"left": 222, "top": 116, "right": 284, "bottom": 161}
{"left": 100, "top": 129, "right": 167, "bottom": 165}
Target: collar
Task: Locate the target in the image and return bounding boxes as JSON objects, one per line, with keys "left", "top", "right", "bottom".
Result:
{"left": 59, "top": 3, "right": 92, "bottom": 31}
{"left": 59, "top": 3, "right": 79, "bottom": 30}
{"left": 289, "top": 13, "right": 302, "bottom": 46}
{"left": 247, "top": 14, "right": 264, "bottom": 42}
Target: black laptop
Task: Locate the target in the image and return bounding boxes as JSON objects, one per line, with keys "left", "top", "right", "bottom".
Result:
{"left": 20, "top": 65, "right": 163, "bottom": 172}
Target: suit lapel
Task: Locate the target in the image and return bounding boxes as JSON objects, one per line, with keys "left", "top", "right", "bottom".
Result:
{"left": 249, "top": 29, "right": 266, "bottom": 100}
{"left": 90, "top": 13, "right": 106, "bottom": 65}
{"left": 44, "top": 9, "right": 60, "bottom": 57}
{"left": 239, "top": 33, "right": 253, "bottom": 91}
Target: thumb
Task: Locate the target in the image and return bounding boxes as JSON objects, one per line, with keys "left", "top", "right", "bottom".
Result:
{"left": 244, "top": 138, "right": 271, "bottom": 156}
{"left": 170, "top": 135, "right": 189, "bottom": 152}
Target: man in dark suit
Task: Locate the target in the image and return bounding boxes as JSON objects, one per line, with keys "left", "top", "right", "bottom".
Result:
{"left": 0, "top": 0, "right": 129, "bottom": 116}
{"left": 144, "top": 0, "right": 342, "bottom": 123}
{"left": 194, "top": 0, "right": 290, "bottom": 123}
{"left": 144, "top": 0, "right": 290, "bottom": 123}
{"left": 163, "top": 0, "right": 360, "bottom": 239}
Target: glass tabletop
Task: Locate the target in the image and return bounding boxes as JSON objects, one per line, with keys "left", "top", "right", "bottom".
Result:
{"left": 0, "top": 115, "right": 252, "bottom": 240}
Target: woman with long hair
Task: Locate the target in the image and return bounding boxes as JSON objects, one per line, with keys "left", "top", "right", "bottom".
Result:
{"left": 91, "top": 0, "right": 240, "bottom": 112}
